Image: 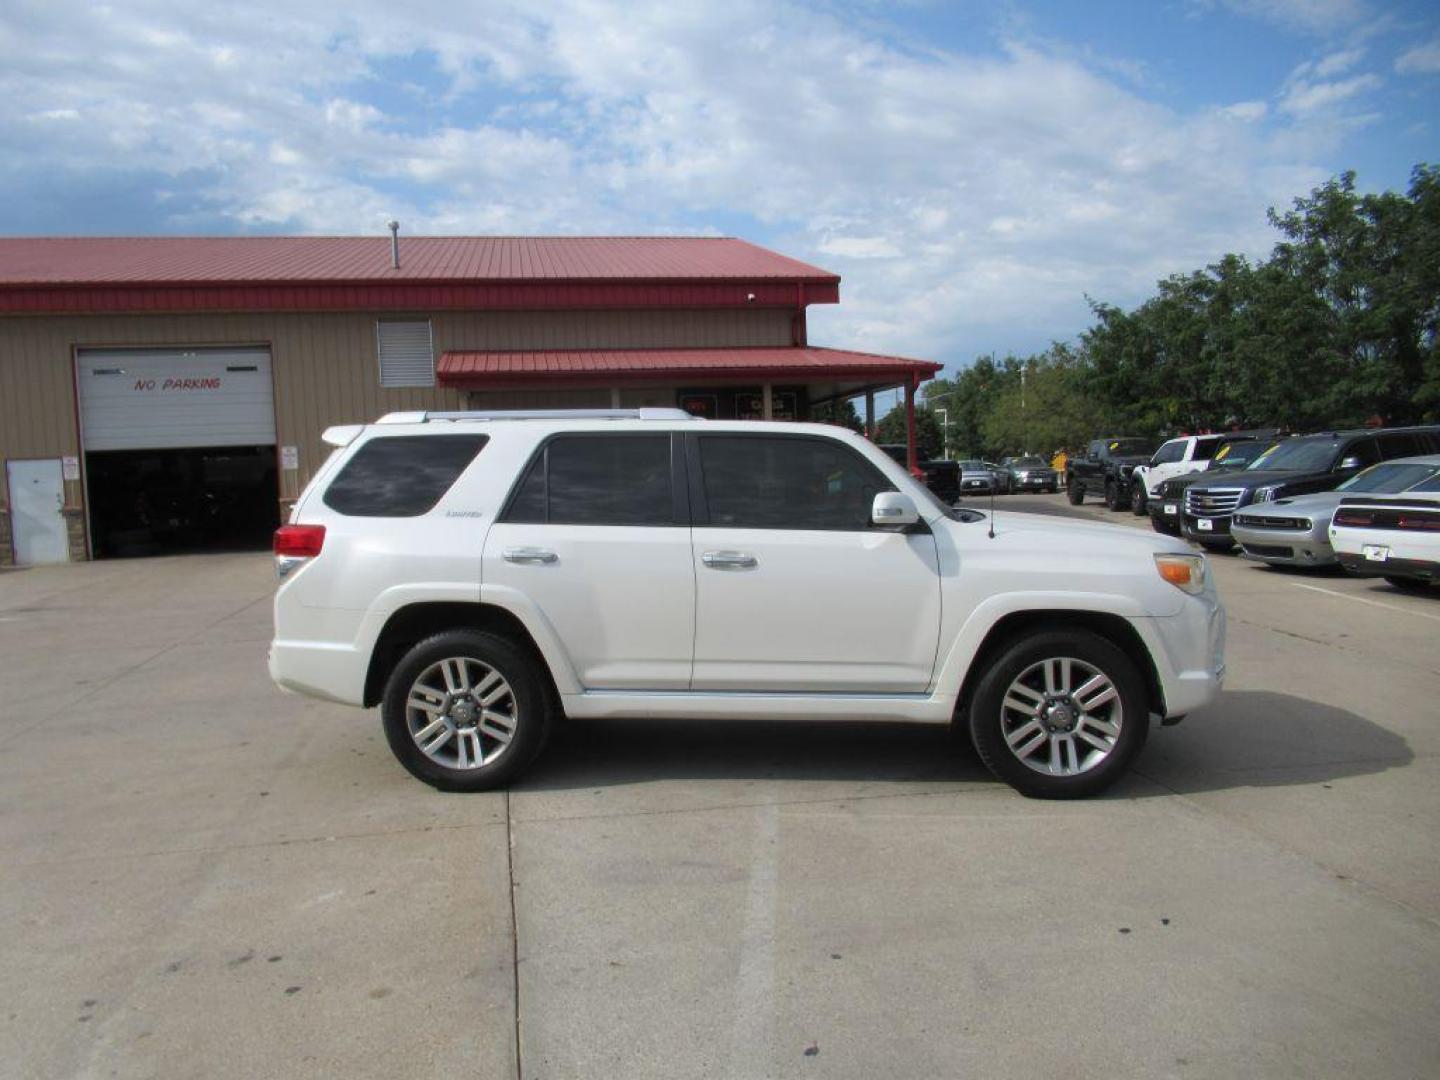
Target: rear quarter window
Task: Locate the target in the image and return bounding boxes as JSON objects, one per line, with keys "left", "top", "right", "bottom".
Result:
{"left": 322, "top": 434, "right": 488, "bottom": 517}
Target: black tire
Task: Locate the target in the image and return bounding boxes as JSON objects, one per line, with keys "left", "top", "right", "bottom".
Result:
{"left": 1066, "top": 478, "right": 1084, "bottom": 505}
{"left": 1131, "top": 485, "right": 1148, "bottom": 515}
{"left": 1103, "top": 479, "right": 1131, "bottom": 512}
{"left": 381, "top": 630, "right": 553, "bottom": 792}
{"left": 1199, "top": 540, "right": 1234, "bottom": 554}
{"left": 1151, "top": 516, "right": 1181, "bottom": 537}
{"left": 1047, "top": 484, "right": 1059, "bottom": 494}
{"left": 968, "top": 629, "right": 1149, "bottom": 799}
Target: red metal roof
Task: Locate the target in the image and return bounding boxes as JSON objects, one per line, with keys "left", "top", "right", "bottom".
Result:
{"left": 437, "top": 346, "right": 940, "bottom": 387}
{"left": 0, "top": 236, "right": 838, "bottom": 285}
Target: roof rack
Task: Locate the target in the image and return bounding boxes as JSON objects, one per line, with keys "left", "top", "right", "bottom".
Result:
{"left": 375, "top": 408, "right": 697, "bottom": 424}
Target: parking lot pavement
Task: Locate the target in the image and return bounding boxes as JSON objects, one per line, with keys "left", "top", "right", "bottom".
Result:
{"left": 3, "top": 513, "right": 1439, "bottom": 1079}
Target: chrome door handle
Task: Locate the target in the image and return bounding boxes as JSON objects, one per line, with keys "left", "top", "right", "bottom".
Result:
{"left": 701, "top": 550, "right": 757, "bottom": 570}
{"left": 502, "top": 547, "right": 558, "bottom": 565}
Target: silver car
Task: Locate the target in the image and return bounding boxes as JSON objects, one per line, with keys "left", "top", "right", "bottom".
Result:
{"left": 957, "top": 459, "right": 995, "bottom": 495}
{"left": 1231, "top": 455, "right": 1440, "bottom": 567}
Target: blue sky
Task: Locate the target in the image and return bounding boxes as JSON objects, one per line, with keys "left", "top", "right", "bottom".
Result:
{"left": 1, "top": 0, "right": 1436, "bottom": 385}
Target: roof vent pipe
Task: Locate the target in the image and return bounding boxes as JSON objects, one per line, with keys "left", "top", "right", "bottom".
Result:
{"left": 387, "top": 220, "right": 400, "bottom": 269}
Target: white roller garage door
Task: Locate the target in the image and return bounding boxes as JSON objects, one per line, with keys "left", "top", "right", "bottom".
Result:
{"left": 77, "top": 347, "right": 276, "bottom": 451}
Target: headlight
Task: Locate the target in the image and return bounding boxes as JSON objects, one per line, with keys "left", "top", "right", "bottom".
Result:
{"left": 1155, "top": 553, "right": 1207, "bottom": 595}
{"left": 1017, "top": 471, "right": 1029, "bottom": 479}
{"left": 1253, "top": 486, "right": 1280, "bottom": 503}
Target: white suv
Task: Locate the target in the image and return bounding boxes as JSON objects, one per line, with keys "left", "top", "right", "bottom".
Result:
{"left": 270, "top": 409, "right": 1225, "bottom": 798}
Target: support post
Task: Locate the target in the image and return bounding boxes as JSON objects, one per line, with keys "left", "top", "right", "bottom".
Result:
{"left": 865, "top": 390, "right": 875, "bottom": 438}
{"left": 762, "top": 383, "right": 774, "bottom": 420}
{"left": 905, "top": 379, "right": 919, "bottom": 476}
{"left": 610, "top": 387, "right": 621, "bottom": 408}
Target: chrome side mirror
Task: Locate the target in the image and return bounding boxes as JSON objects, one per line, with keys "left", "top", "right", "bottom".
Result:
{"left": 872, "top": 491, "right": 919, "bottom": 527}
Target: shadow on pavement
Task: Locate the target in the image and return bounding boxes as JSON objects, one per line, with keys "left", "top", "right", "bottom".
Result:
{"left": 1129, "top": 689, "right": 1413, "bottom": 795}
{"left": 521, "top": 690, "right": 1411, "bottom": 796}
{"left": 522, "top": 719, "right": 988, "bottom": 791}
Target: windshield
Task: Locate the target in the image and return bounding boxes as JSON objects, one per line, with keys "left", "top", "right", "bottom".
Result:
{"left": 1338, "top": 461, "right": 1440, "bottom": 492}
{"left": 1245, "top": 438, "right": 1341, "bottom": 473}
{"left": 1011, "top": 456, "right": 1046, "bottom": 467}
{"left": 1211, "top": 440, "right": 1269, "bottom": 468}
{"left": 1108, "top": 439, "right": 1157, "bottom": 456}
{"left": 958, "top": 460, "right": 987, "bottom": 469}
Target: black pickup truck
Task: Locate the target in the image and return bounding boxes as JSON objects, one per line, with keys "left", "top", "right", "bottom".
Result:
{"left": 878, "top": 444, "right": 960, "bottom": 503}
{"left": 1065, "top": 437, "right": 1159, "bottom": 510}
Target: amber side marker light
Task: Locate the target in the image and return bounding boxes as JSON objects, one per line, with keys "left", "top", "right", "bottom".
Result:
{"left": 1155, "top": 553, "right": 1206, "bottom": 595}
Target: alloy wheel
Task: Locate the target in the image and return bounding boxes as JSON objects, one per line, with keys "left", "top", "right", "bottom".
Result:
{"left": 405, "top": 657, "right": 518, "bottom": 770}
{"left": 999, "top": 657, "right": 1123, "bottom": 776}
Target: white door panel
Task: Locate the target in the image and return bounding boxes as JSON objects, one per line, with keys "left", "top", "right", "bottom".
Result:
{"left": 7, "top": 459, "right": 68, "bottom": 565}
{"left": 484, "top": 524, "right": 695, "bottom": 689}
{"left": 691, "top": 528, "right": 941, "bottom": 692}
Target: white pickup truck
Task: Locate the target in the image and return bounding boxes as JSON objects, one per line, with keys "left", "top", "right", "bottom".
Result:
{"left": 269, "top": 409, "right": 1225, "bottom": 799}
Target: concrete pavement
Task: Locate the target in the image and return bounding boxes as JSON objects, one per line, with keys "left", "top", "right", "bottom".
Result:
{"left": 2, "top": 498, "right": 1437, "bottom": 1078}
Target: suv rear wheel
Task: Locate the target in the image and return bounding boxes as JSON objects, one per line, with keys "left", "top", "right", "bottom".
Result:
{"left": 1066, "top": 478, "right": 1084, "bottom": 505}
{"left": 381, "top": 630, "right": 552, "bottom": 791}
{"left": 1130, "top": 483, "right": 1148, "bottom": 515}
{"left": 967, "top": 629, "right": 1149, "bottom": 798}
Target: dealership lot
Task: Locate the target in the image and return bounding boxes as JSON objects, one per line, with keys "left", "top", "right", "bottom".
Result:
{"left": 2, "top": 494, "right": 1438, "bottom": 1079}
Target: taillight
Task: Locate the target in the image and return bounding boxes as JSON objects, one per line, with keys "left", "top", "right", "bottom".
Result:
{"left": 1398, "top": 515, "right": 1440, "bottom": 531}
{"left": 274, "top": 524, "right": 326, "bottom": 558}
{"left": 1332, "top": 509, "right": 1374, "bottom": 527}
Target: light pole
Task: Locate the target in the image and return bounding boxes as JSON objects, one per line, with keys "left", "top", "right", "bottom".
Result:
{"left": 934, "top": 408, "right": 950, "bottom": 459}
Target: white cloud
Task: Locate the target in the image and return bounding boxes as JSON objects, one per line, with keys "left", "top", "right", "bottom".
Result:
{"left": 1395, "top": 39, "right": 1440, "bottom": 75}
{"left": 1198, "top": 0, "right": 1369, "bottom": 34}
{"left": 1279, "top": 72, "right": 1381, "bottom": 114}
{"left": 0, "top": 0, "right": 1379, "bottom": 365}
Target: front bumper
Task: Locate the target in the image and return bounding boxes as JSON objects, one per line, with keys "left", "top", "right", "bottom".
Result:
{"left": 1014, "top": 474, "right": 1057, "bottom": 490}
{"left": 1232, "top": 521, "right": 1335, "bottom": 566}
{"left": 1183, "top": 513, "right": 1233, "bottom": 543}
{"left": 961, "top": 478, "right": 994, "bottom": 493}
{"left": 1133, "top": 593, "right": 1227, "bottom": 718}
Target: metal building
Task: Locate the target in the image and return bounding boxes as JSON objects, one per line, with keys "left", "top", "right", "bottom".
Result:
{"left": 0, "top": 236, "right": 938, "bottom": 564}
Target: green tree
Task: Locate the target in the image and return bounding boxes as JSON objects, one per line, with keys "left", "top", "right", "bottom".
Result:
{"left": 875, "top": 404, "right": 943, "bottom": 460}
{"left": 809, "top": 398, "right": 864, "bottom": 432}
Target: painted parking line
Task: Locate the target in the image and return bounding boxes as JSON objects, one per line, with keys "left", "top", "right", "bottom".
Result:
{"left": 1291, "top": 582, "right": 1440, "bottom": 624}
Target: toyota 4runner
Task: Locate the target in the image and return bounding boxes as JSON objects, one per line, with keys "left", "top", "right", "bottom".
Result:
{"left": 270, "top": 409, "right": 1226, "bottom": 799}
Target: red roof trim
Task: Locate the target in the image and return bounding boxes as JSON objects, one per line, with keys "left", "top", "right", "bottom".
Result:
{"left": 0, "top": 280, "right": 839, "bottom": 315}
{"left": 437, "top": 346, "right": 940, "bottom": 388}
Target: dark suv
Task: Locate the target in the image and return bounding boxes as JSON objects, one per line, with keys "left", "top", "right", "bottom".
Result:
{"left": 1180, "top": 426, "right": 1440, "bottom": 551}
{"left": 1148, "top": 435, "right": 1278, "bottom": 536}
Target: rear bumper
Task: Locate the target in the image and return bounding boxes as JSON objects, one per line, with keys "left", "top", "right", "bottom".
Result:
{"left": 1336, "top": 552, "right": 1439, "bottom": 581}
{"left": 268, "top": 640, "right": 369, "bottom": 706}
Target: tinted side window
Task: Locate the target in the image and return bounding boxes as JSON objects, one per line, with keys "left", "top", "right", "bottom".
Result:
{"left": 501, "top": 434, "right": 673, "bottom": 526}
{"left": 1152, "top": 441, "right": 1186, "bottom": 465}
{"left": 698, "top": 435, "right": 893, "bottom": 530}
{"left": 323, "top": 435, "right": 487, "bottom": 517}
{"left": 1377, "top": 433, "right": 1421, "bottom": 459}
{"left": 1194, "top": 437, "right": 1223, "bottom": 461}
{"left": 1341, "top": 438, "right": 1380, "bottom": 469}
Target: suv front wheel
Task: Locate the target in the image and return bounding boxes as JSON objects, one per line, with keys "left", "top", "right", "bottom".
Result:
{"left": 381, "top": 630, "right": 551, "bottom": 792}
{"left": 967, "top": 629, "right": 1149, "bottom": 798}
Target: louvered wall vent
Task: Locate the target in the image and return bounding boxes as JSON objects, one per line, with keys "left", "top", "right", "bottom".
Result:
{"left": 377, "top": 320, "right": 434, "bottom": 387}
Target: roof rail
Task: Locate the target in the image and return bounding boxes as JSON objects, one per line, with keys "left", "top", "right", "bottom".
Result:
{"left": 375, "top": 407, "right": 697, "bottom": 424}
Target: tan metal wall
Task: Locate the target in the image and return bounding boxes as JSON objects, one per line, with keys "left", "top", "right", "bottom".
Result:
{"left": 0, "top": 306, "right": 791, "bottom": 556}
